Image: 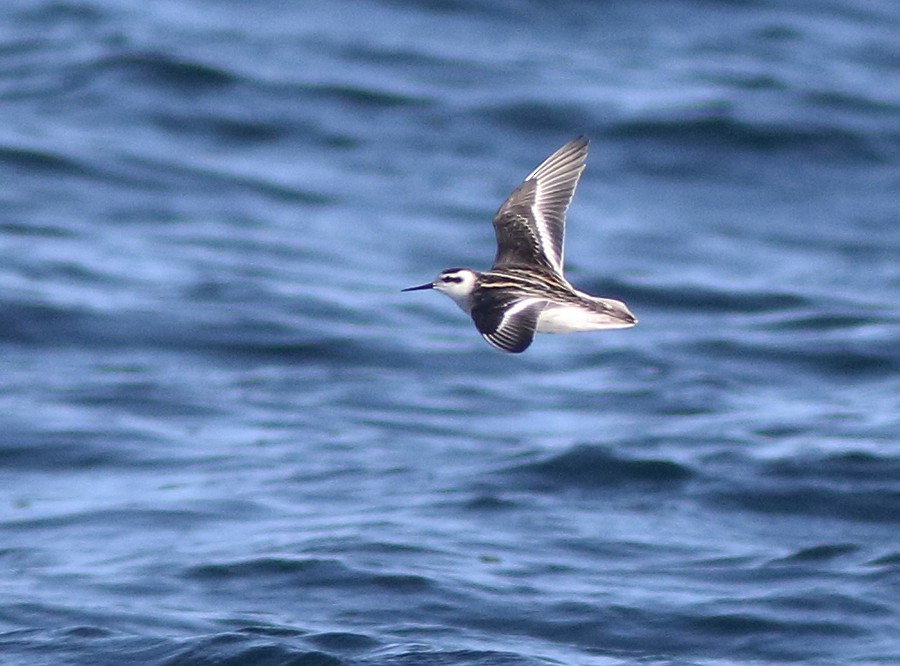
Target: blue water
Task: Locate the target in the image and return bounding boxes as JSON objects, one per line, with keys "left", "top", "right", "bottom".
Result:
{"left": 2, "top": 1, "right": 899, "bottom": 664}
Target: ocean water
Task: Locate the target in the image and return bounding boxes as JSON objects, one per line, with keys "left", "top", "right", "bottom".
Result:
{"left": 1, "top": 0, "right": 899, "bottom": 664}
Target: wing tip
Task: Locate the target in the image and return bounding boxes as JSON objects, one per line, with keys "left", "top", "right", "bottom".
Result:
{"left": 482, "top": 332, "right": 532, "bottom": 354}
{"left": 570, "top": 134, "right": 590, "bottom": 149}
{"left": 529, "top": 135, "right": 590, "bottom": 181}
{"left": 560, "top": 135, "right": 590, "bottom": 158}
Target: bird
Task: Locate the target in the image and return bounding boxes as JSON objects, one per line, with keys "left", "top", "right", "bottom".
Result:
{"left": 403, "top": 136, "right": 637, "bottom": 353}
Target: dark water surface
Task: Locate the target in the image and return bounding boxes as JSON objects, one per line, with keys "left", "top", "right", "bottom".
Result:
{"left": 2, "top": 1, "right": 899, "bottom": 664}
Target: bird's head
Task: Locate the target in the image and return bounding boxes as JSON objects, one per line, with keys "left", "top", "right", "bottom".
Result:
{"left": 402, "top": 268, "right": 480, "bottom": 312}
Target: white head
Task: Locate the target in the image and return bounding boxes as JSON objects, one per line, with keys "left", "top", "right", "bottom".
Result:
{"left": 402, "top": 267, "right": 480, "bottom": 313}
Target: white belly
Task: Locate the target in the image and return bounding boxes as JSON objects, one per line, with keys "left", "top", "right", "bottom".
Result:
{"left": 536, "top": 301, "right": 636, "bottom": 334}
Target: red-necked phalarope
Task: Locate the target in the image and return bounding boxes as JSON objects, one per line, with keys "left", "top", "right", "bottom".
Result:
{"left": 403, "top": 136, "right": 637, "bottom": 353}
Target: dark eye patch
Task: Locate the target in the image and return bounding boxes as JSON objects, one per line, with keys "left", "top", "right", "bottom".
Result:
{"left": 443, "top": 276, "right": 463, "bottom": 283}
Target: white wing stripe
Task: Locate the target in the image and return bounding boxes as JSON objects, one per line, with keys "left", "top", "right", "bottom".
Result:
{"left": 494, "top": 297, "right": 541, "bottom": 337}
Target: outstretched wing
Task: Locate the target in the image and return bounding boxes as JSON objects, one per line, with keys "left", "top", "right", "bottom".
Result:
{"left": 491, "top": 136, "right": 589, "bottom": 276}
{"left": 471, "top": 289, "right": 546, "bottom": 354}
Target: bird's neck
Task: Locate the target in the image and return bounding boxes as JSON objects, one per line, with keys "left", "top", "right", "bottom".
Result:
{"left": 447, "top": 290, "right": 474, "bottom": 314}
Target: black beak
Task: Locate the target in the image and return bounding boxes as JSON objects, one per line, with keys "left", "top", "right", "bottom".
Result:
{"left": 402, "top": 282, "right": 434, "bottom": 292}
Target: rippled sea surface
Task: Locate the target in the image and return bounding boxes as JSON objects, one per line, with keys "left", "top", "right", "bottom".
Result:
{"left": 2, "top": 1, "right": 899, "bottom": 664}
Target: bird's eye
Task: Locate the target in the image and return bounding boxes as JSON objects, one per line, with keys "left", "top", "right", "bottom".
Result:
{"left": 444, "top": 276, "right": 462, "bottom": 283}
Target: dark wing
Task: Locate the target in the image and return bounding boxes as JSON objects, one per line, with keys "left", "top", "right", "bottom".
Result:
{"left": 491, "top": 136, "right": 589, "bottom": 275}
{"left": 471, "top": 289, "right": 546, "bottom": 354}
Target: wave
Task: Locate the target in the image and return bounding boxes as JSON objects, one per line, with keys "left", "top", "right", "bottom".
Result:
{"left": 707, "top": 451, "right": 900, "bottom": 523}
{"left": 605, "top": 115, "right": 894, "bottom": 162}
{"left": 602, "top": 279, "right": 807, "bottom": 313}
{"left": 184, "top": 556, "right": 437, "bottom": 608}
{"left": 92, "top": 52, "right": 239, "bottom": 91}
{"left": 688, "top": 337, "right": 900, "bottom": 379}
{"left": 466, "top": 101, "right": 897, "bottom": 165}
{"left": 503, "top": 444, "right": 694, "bottom": 492}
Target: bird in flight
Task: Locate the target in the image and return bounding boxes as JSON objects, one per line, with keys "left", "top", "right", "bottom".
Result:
{"left": 403, "top": 137, "right": 636, "bottom": 353}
